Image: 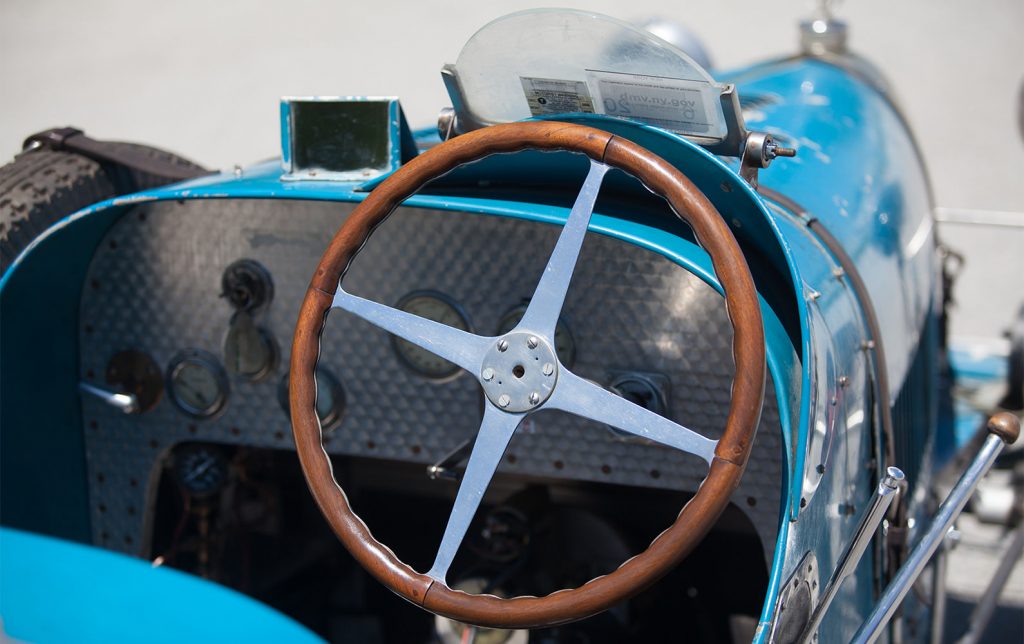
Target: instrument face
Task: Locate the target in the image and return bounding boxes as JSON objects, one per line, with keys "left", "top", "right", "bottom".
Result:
{"left": 392, "top": 291, "right": 473, "bottom": 381}
{"left": 167, "top": 350, "right": 229, "bottom": 419}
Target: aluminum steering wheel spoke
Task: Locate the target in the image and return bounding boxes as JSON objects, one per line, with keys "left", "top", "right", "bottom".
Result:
{"left": 546, "top": 369, "right": 717, "bottom": 466}
{"left": 426, "top": 403, "right": 524, "bottom": 583}
{"left": 332, "top": 287, "right": 491, "bottom": 374}
{"left": 515, "top": 160, "right": 610, "bottom": 339}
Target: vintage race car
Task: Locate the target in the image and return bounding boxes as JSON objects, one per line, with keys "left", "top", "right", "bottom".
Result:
{"left": 1, "top": 8, "right": 1020, "bottom": 644}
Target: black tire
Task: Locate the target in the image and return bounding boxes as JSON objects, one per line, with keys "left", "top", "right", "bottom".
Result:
{"left": 0, "top": 141, "right": 206, "bottom": 274}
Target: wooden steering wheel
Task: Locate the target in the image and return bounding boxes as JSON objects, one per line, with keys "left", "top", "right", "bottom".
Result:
{"left": 290, "top": 121, "right": 766, "bottom": 629}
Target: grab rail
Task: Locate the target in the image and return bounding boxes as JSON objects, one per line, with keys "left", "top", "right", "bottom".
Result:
{"left": 852, "top": 413, "right": 1020, "bottom": 644}
{"left": 798, "top": 467, "right": 905, "bottom": 643}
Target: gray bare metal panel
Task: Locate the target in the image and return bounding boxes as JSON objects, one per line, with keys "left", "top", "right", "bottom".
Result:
{"left": 78, "top": 198, "right": 782, "bottom": 562}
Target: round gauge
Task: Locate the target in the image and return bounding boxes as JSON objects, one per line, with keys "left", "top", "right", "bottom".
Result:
{"left": 392, "top": 291, "right": 472, "bottom": 381}
{"left": 223, "top": 312, "right": 277, "bottom": 381}
{"left": 105, "top": 349, "right": 163, "bottom": 413}
{"left": 167, "top": 350, "right": 229, "bottom": 418}
{"left": 496, "top": 304, "right": 576, "bottom": 368}
{"left": 278, "top": 367, "right": 346, "bottom": 431}
{"left": 172, "top": 444, "right": 229, "bottom": 498}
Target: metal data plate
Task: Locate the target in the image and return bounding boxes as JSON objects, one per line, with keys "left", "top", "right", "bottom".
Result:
{"left": 78, "top": 198, "right": 783, "bottom": 563}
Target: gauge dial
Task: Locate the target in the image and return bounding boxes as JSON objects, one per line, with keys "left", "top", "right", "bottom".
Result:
{"left": 167, "top": 350, "right": 229, "bottom": 418}
{"left": 496, "top": 304, "right": 576, "bottom": 368}
{"left": 106, "top": 349, "right": 163, "bottom": 413}
{"left": 278, "top": 367, "right": 346, "bottom": 431}
{"left": 223, "top": 312, "right": 277, "bottom": 381}
{"left": 392, "top": 292, "right": 472, "bottom": 380}
{"left": 172, "top": 444, "right": 229, "bottom": 498}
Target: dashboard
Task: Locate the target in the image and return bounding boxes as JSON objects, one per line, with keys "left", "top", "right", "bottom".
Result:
{"left": 77, "top": 197, "right": 782, "bottom": 562}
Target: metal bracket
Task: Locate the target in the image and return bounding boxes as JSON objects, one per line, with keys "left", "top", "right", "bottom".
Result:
{"left": 740, "top": 131, "right": 797, "bottom": 187}
{"left": 426, "top": 436, "right": 474, "bottom": 481}
{"left": 439, "top": 65, "right": 489, "bottom": 137}
{"left": 703, "top": 84, "right": 750, "bottom": 157}
{"left": 770, "top": 551, "right": 821, "bottom": 644}
{"left": 280, "top": 96, "right": 418, "bottom": 183}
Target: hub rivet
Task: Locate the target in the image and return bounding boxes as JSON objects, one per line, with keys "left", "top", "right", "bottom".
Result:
{"left": 497, "top": 394, "right": 511, "bottom": 408}
{"left": 542, "top": 363, "right": 554, "bottom": 376}
{"left": 529, "top": 392, "right": 541, "bottom": 405}
{"left": 527, "top": 336, "right": 539, "bottom": 349}
{"left": 482, "top": 367, "right": 495, "bottom": 382}
{"left": 497, "top": 339, "right": 509, "bottom": 352}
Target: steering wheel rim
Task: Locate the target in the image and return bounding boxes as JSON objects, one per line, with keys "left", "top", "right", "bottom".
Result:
{"left": 290, "top": 121, "right": 766, "bottom": 629}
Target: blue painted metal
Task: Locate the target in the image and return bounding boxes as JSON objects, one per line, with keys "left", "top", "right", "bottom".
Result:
{"left": 0, "top": 53, "right": 940, "bottom": 644}
{"left": 0, "top": 203, "right": 116, "bottom": 542}
{"left": 2, "top": 136, "right": 806, "bottom": 642}
{"left": 0, "top": 527, "right": 324, "bottom": 643}
{"left": 725, "top": 57, "right": 936, "bottom": 643}
{"left": 724, "top": 58, "right": 936, "bottom": 401}
{"left": 757, "top": 209, "right": 879, "bottom": 643}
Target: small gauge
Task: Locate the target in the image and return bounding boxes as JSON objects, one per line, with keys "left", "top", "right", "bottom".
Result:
{"left": 392, "top": 291, "right": 472, "bottom": 381}
{"left": 496, "top": 303, "right": 576, "bottom": 368}
{"left": 167, "top": 349, "right": 229, "bottom": 418}
{"left": 278, "top": 367, "right": 346, "bottom": 431}
{"left": 105, "top": 349, "right": 163, "bottom": 413}
{"left": 223, "top": 312, "right": 277, "bottom": 381}
{"left": 172, "top": 444, "right": 229, "bottom": 498}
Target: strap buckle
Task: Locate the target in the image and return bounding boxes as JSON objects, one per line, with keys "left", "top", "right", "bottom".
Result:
{"left": 23, "top": 127, "right": 85, "bottom": 151}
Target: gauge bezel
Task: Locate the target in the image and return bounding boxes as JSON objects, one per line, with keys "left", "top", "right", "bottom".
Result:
{"left": 495, "top": 303, "right": 577, "bottom": 369}
{"left": 166, "top": 349, "right": 230, "bottom": 418}
{"left": 278, "top": 367, "right": 346, "bottom": 432}
{"left": 222, "top": 316, "right": 279, "bottom": 383}
{"left": 172, "top": 443, "right": 229, "bottom": 498}
{"left": 106, "top": 349, "right": 164, "bottom": 413}
{"left": 391, "top": 290, "right": 474, "bottom": 382}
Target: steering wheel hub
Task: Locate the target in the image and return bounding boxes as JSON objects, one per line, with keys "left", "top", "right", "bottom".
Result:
{"left": 480, "top": 332, "right": 557, "bottom": 412}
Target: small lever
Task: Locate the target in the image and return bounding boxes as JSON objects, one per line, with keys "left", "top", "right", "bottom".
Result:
{"left": 427, "top": 437, "right": 474, "bottom": 481}
{"left": 79, "top": 382, "right": 140, "bottom": 414}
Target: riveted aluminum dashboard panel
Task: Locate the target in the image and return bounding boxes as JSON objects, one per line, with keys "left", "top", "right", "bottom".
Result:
{"left": 78, "top": 198, "right": 783, "bottom": 562}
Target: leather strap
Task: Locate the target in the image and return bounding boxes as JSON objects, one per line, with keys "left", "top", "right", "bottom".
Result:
{"left": 23, "top": 127, "right": 210, "bottom": 182}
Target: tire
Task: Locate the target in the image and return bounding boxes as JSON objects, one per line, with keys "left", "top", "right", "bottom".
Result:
{"left": 0, "top": 141, "right": 206, "bottom": 274}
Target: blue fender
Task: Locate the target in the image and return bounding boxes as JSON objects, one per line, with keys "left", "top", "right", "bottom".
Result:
{"left": 0, "top": 528, "right": 324, "bottom": 644}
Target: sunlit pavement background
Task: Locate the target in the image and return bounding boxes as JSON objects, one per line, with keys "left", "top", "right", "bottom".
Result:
{"left": 944, "top": 511, "right": 1023, "bottom": 642}
{"left": 1, "top": 1, "right": 1022, "bottom": 641}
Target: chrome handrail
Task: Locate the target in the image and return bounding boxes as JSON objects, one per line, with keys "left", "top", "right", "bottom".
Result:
{"left": 852, "top": 413, "right": 1020, "bottom": 644}
{"left": 798, "top": 467, "right": 905, "bottom": 643}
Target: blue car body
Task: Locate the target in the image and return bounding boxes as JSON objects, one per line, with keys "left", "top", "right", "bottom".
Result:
{"left": 0, "top": 16, "right": 971, "bottom": 643}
